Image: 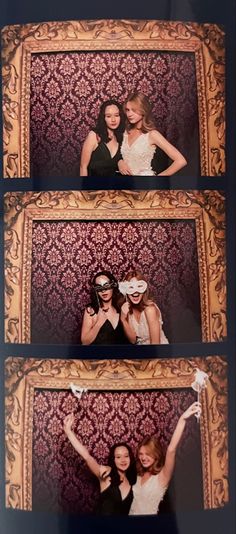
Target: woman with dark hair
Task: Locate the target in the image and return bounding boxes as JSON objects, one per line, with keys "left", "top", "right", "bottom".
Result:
{"left": 64, "top": 402, "right": 201, "bottom": 516}
{"left": 81, "top": 270, "right": 128, "bottom": 345}
{"left": 129, "top": 402, "right": 201, "bottom": 515}
{"left": 119, "top": 269, "right": 168, "bottom": 345}
{"left": 80, "top": 100, "right": 125, "bottom": 176}
{"left": 64, "top": 414, "right": 136, "bottom": 515}
{"left": 118, "top": 91, "right": 187, "bottom": 176}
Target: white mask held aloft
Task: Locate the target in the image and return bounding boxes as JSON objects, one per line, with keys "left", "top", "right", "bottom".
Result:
{"left": 70, "top": 383, "right": 88, "bottom": 401}
{"left": 191, "top": 369, "right": 209, "bottom": 420}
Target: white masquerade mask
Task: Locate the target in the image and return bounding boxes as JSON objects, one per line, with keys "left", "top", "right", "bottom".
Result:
{"left": 70, "top": 383, "right": 88, "bottom": 400}
{"left": 191, "top": 369, "right": 209, "bottom": 392}
{"left": 191, "top": 368, "right": 209, "bottom": 421}
{"left": 119, "top": 280, "right": 147, "bottom": 295}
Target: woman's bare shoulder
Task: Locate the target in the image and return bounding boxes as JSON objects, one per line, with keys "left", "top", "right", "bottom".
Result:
{"left": 149, "top": 129, "right": 161, "bottom": 140}
{"left": 145, "top": 301, "right": 160, "bottom": 317}
{"left": 86, "top": 130, "right": 98, "bottom": 141}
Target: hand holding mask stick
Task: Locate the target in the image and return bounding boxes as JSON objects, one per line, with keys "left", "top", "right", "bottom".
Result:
{"left": 191, "top": 369, "right": 209, "bottom": 421}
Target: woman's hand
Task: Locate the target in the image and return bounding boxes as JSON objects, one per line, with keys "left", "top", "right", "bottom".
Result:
{"left": 96, "top": 308, "right": 108, "bottom": 327}
{"left": 149, "top": 130, "right": 187, "bottom": 175}
{"left": 81, "top": 305, "right": 109, "bottom": 345}
{"left": 99, "top": 465, "right": 111, "bottom": 480}
{"left": 118, "top": 160, "right": 133, "bottom": 175}
{"left": 121, "top": 301, "right": 130, "bottom": 318}
{"left": 181, "top": 402, "right": 201, "bottom": 420}
{"left": 64, "top": 413, "right": 75, "bottom": 434}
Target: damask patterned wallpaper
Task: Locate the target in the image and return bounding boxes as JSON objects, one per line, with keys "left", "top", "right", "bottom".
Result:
{"left": 30, "top": 219, "right": 201, "bottom": 344}
{"left": 30, "top": 51, "right": 199, "bottom": 177}
{"left": 32, "top": 388, "right": 202, "bottom": 514}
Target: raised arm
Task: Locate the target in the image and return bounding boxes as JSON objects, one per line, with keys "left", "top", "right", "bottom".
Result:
{"left": 80, "top": 131, "right": 98, "bottom": 176}
{"left": 144, "top": 304, "right": 161, "bottom": 344}
{"left": 81, "top": 307, "right": 107, "bottom": 345}
{"left": 149, "top": 130, "right": 187, "bottom": 176}
{"left": 159, "top": 402, "right": 201, "bottom": 487}
{"left": 64, "top": 414, "right": 101, "bottom": 478}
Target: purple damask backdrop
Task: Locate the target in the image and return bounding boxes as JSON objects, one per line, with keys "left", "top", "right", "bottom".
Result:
{"left": 30, "top": 51, "right": 200, "bottom": 177}
{"left": 32, "top": 387, "right": 203, "bottom": 514}
{"left": 30, "top": 219, "right": 201, "bottom": 344}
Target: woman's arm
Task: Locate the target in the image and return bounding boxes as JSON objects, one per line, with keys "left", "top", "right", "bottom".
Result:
{"left": 64, "top": 414, "right": 101, "bottom": 478}
{"left": 144, "top": 304, "right": 161, "bottom": 344}
{"left": 81, "top": 308, "right": 107, "bottom": 345}
{"left": 118, "top": 159, "right": 133, "bottom": 175}
{"left": 80, "top": 131, "right": 98, "bottom": 176}
{"left": 149, "top": 130, "right": 187, "bottom": 176}
{"left": 159, "top": 402, "right": 201, "bottom": 487}
{"left": 120, "top": 302, "right": 137, "bottom": 343}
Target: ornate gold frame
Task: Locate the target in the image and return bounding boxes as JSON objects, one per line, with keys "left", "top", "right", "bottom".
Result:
{"left": 4, "top": 189, "right": 226, "bottom": 344}
{"left": 5, "top": 355, "right": 228, "bottom": 511}
{"left": 2, "top": 19, "right": 225, "bottom": 178}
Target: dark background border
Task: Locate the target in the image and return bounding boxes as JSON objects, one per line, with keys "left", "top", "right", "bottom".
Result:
{"left": 0, "top": 1, "right": 235, "bottom": 534}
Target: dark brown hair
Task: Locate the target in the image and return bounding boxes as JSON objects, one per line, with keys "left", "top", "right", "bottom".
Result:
{"left": 88, "top": 270, "right": 121, "bottom": 314}
{"left": 94, "top": 100, "right": 125, "bottom": 144}
{"left": 106, "top": 442, "right": 137, "bottom": 486}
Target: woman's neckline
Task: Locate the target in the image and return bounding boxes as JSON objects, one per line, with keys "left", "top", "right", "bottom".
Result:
{"left": 103, "top": 141, "right": 119, "bottom": 159}
{"left": 126, "top": 131, "right": 145, "bottom": 148}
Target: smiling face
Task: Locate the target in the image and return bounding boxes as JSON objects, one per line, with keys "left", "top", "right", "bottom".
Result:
{"left": 125, "top": 101, "right": 143, "bottom": 127}
{"left": 138, "top": 445, "right": 155, "bottom": 470}
{"left": 94, "top": 275, "right": 114, "bottom": 304}
{"left": 113, "top": 446, "right": 131, "bottom": 472}
{"left": 127, "top": 277, "right": 146, "bottom": 306}
{"left": 104, "top": 104, "right": 121, "bottom": 131}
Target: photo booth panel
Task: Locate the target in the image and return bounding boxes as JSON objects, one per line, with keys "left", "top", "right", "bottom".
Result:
{"left": 29, "top": 50, "right": 199, "bottom": 177}
{"left": 5, "top": 356, "right": 228, "bottom": 513}
{"left": 2, "top": 20, "right": 225, "bottom": 178}
{"left": 29, "top": 218, "right": 201, "bottom": 344}
{"left": 4, "top": 190, "right": 226, "bottom": 344}
{"left": 32, "top": 388, "right": 201, "bottom": 514}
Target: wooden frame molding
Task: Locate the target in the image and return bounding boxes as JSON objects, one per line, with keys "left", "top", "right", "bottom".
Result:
{"left": 2, "top": 19, "right": 225, "bottom": 177}
{"left": 4, "top": 189, "right": 226, "bottom": 344}
{"left": 5, "top": 355, "right": 228, "bottom": 511}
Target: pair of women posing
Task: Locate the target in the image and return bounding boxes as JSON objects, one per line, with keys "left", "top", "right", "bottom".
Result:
{"left": 80, "top": 92, "right": 187, "bottom": 177}
{"left": 64, "top": 402, "right": 201, "bottom": 515}
{"left": 81, "top": 270, "right": 168, "bottom": 345}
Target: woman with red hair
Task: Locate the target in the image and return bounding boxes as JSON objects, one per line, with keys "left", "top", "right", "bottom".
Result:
{"left": 129, "top": 402, "right": 201, "bottom": 515}
{"left": 120, "top": 269, "right": 168, "bottom": 345}
{"left": 119, "top": 91, "right": 187, "bottom": 176}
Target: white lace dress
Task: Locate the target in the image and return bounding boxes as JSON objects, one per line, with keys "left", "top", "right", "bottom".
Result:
{"left": 129, "top": 474, "right": 167, "bottom": 515}
{"left": 128, "top": 305, "right": 169, "bottom": 345}
{"left": 121, "top": 131, "right": 156, "bottom": 175}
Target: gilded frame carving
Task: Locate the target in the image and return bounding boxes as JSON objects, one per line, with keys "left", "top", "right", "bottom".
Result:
{"left": 2, "top": 19, "right": 225, "bottom": 178}
{"left": 4, "top": 189, "right": 226, "bottom": 344}
{"left": 5, "top": 355, "right": 228, "bottom": 511}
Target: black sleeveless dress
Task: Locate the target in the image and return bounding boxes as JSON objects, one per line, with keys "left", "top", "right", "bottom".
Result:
{"left": 88, "top": 143, "right": 121, "bottom": 176}
{"left": 96, "top": 485, "right": 133, "bottom": 515}
{"left": 93, "top": 318, "right": 128, "bottom": 345}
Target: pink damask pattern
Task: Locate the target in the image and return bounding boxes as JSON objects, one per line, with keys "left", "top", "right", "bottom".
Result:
{"left": 32, "top": 388, "right": 201, "bottom": 514}
{"left": 30, "top": 51, "right": 199, "bottom": 177}
{"left": 30, "top": 220, "right": 201, "bottom": 344}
